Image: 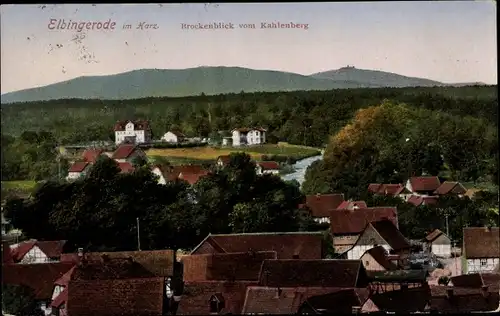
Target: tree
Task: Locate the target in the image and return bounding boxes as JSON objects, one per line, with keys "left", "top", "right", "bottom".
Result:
{"left": 132, "top": 155, "right": 150, "bottom": 168}
{"left": 2, "top": 284, "right": 44, "bottom": 316}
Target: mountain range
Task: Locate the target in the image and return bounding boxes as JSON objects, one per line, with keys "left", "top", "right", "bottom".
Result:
{"left": 0, "top": 66, "right": 487, "bottom": 104}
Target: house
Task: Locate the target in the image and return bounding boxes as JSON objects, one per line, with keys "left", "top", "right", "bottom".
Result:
{"left": 329, "top": 207, "right": 399, "bottom": 254}
{"left": 368, "top": 183, "right": 412, "bottom": 201}
{"left": 463, "top": 226, "right": 500, "bottom": 274}
{"left": 49, "top": 256, "right": 167, "bottom": 316}
{"left": 222, "top": 136, "right": 232, "bottom": 146}
{"left": 111, "top": 144, "right": 146, "bottom": 163}
{"left": 434, "top": 181, "right": 467, "bottom": 197}
{"left": 114, "top": 120, "right": 152, "bottom": 145}
{"left": 336, "top": 200, "right": 368, "bottom": 211}
{"left": 405, "top": 176, "right": 441, "bottom": 196}
{"left": 66, "top": 161, "right": 91, "bottom": 180}
{"left": 231, "top": 127, "right": 267, "bottom": 146}
{"left": 2, "top": 262, "right": 75, "bottom": 316}
{"left": 407, "top": 195, "right": 439, "bottom": 206}
{"left": 181, "top": 251, "right": 277, "bottom": 282}
{"left": 359, "top": 246, "right": 398, "bottom": 271}
{"left": 179, "top": 170, "right": 210, "bottom": 185}
{"left": 190, "top": 232, "right": 325, "bottom": 259}
{"left": 81, "top": 148, "right": 105, "bottom": 163}
{"left": 216, "top": 155, "right": 231, "bottom": 167}
{"left": 161, "top": 131, "right": 186, "bottom": 143}
{"left": 367, "top": 270, "right": 429, "bottom": 293}
{"left": 150, "top": 164, "right": 173, "bottom": 185}
{"left": 6, "top": 240, "right": 67, "bottom": 264}
{"left": 118, "top": 162, "right": 135, "bottom": 173}
{"left": 346, "top": 220, "right": 411, "bottom": 261}
{"left": 297, "top": 288, "right": 376, "bottom": 314}
{"left": 368, "top": 285, "right": 431, "bottom": 313}
{"left": 255, "top": 161, "right": 280, "bottom": 175}
{"left": 240, "top": 260, "right": 371, "bottom": 314}
{"left": 424, "top": 229, "right": 452, "bottom": 258}
{"left": 299, "top": 193, "right": 345, "bottom": 224}
{"left": 429, "top": 285, "right": 499, "bottom": 313}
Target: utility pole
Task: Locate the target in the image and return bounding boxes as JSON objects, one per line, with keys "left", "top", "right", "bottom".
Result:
{"left": 136, "top": 217, "right": 141, "bottom": 251}
{"left": 445, "top": 212, "right": 449, "bottom": 237}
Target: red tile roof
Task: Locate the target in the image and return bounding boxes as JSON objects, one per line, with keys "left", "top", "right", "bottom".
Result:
{"left": 179, "top": 170, "right": 209, "bottom": 185}
{"left": 257, "top": 259, "right": 369, "bottom": 288}
{"left": 463, "top": 227, "right": 500, "bottom": 259}
{"left": 113, "top": 120, "right": 150, "bottom": 132}
{"left": 182, "top": 251, "right": 277, "bottom": 282}
{"left": 330, "top": 207, "right": 399, "bottom": 235}
{"left": 336, "top": 200, "right": 368, "bottom": 210}
{"left": 409, "top": 176, "right": 441, "bottom": 192}
{"left": 9, "top": 240, "right": 67, "bottom": 262}
{"left": 304, "top": 194, "right": 345, "bottom": 217}
{"left": 407, "top": 195, "right": 439, "bottom": 207}
{"left": 2, "top": 262, "right": 75, "bottom": 300}
{"left": 82, "top": 148, "right": 104, "bottom": 163}
{"left": 111, "top": 144, "right": 139, "bottom": 159}
{"left": 257, "top": 161, "right": 280, "bottom": 170}
{"left": 434, "top": 181, "right": 467, "bottom": 195}
{"left": 241, "top": 286, "right": 369, "bottom": 314}
{"left": 368, "top": 183, "right": 408, "bottom": 196}
{"left": 67, "top": 278, "right": 164, "bottom": 316}
{"left": 68, "top": 161, "right": 90, "bottom": 173}
{"left": 425, "top": 229, "right": 447, "bottom": 242}
{"left": 429, "top": 285, "right": 499, "bottom": 313}
{"left": 368, "top": 220, "right": 410, "bottom": 251}
{"left": 301, "top": 288, "right": 371, "bottom": 314}
{"left": 232, "top": 127, "right": 267, "bottom": 133}
{"left": 118, "top": 162, "right": 135, "bottom": 173}
{"left": 177, "top": 281, "right": 257, "bottom": 315}
{"left": 362, "top": 246, "right": 398, "bottom": 270}
{"left": 191, "top": 232, "right": 324, "bottom": 259}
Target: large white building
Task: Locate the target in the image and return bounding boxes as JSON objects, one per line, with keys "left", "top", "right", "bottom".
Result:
{"left": 231, "top": 127, "right": 267, "bottom": 146}
{"left": 114, "top": 120, "right": 152, "bottom": 145}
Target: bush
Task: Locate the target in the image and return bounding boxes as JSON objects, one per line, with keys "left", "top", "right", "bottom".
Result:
{"left": 2, "top": 284, "right": 44, "bottom": 316}
{"left": 261, "top": 154, "right": 296, "bottom": 164}
{"left": 438, "top": 276, "right": 450, "bottom": 285}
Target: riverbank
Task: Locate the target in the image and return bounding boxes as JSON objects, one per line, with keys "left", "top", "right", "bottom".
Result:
{"left": 280, "top": 153, "right": 323, "bottom": 186}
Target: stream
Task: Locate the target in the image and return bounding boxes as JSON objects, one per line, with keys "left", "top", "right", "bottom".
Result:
{"left": 281, "top": 151, "right": 324, "bottom": 186}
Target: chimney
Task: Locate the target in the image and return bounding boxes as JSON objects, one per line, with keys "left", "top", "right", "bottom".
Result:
{"left": 481, "top": 285, "right": 489, "bottom": 297}
{"left": 446, "top": 289, "right": 453, "bottom": 298}
{"left": 352, "top": 306, "right": 361, "bottom": 314}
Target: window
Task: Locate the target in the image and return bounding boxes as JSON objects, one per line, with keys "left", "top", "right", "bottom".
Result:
{"left": 365, "top": 260, "right": 370, "bottom": 266}
{"left": 480, "top": 259, "right": 487, "bottom": 266}
{"left": 209, "top": 294, "right": 225, "bottom": 314}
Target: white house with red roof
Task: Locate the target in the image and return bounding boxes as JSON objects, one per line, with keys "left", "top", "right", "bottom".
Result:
{"left": 405, "top": 176, "right": 441, "bottom": 196}
{"left": 66, "top": 162, "right": 91, "bottom": 181}
{"left": 113, "top": 120, "right": 152, "bottom": 145}
{"left": 231, "top": 127, "right": 267, "bottom": 146}
{"left": 161, "top": 130, "right": 186, "bottom": 143}
{"left": 111, "top": 144, "right": 146, "bottom": 163}
{"left": 256, "top": 161, "right": 280, "bottom": 175}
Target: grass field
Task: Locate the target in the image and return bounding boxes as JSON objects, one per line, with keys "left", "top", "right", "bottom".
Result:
{"left": 1, "top": 180, "right": 37, "bottom": 191}
{"left": 462, "top": 181, "right": 498, "bottom": 192}
{"left": 146, "top": 144, "right": 321, "bottom": 163}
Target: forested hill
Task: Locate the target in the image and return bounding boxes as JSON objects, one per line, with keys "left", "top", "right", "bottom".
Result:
{"left": 1, "top": 85, "right": 496, "bottom": 147}
{"left": 0, "top": 66, "right": 485, "bottom": 103}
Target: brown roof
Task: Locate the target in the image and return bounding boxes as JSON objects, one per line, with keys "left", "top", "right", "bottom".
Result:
{"left": 241, "top": 286, "right": 369, "bottom": 314}
{"left": 232, "top": 127, "right": 267, "bottom": 133}
{"left": 425, "top": 229, "right": 447, "bottom": 242}
{"left": 329, "top": 207, "right": 398, "bottom": 235}
{"left": 304, "top": 194, "right": 345, "bottom": 218}
{"left": 369, "top": 220, "right": 410, "bottom": 251}
{"left": 429, "top": 285, "right": 500, "bottom": 313}
{"left": 118, "top": 162, "right": 135, "bottom": 173}
{"left": 179, "top": 170, "right": 209, "bottom": 185}
{"left": 368, "top": 183, "right": 408, "bottom": 196}
{"left": 407, "top": 195, "right": 439, "bottom": 207}
{"left": 336, "top": 200, "right": 368, "bottom": 210}
{"left": 68, "top": 161, "right": 90, "bottom": 173}
{"left": 370, "top": 286, "right": 431, "bottom": 313}
{"left": 191, "top": 232, "right": 324, "bottom": 259}
{"left": 463, "top": 227, "right": 500, "bottom": 259}
{"left": 67, "top": 278, "right": 164, "bottom": 316}
{"left": 301, "top": 288, "right": 371, "bottom": 314}
{"left": 177, "top": 281, "right": 257, "bottom": 315}
{"left": 83, "top": 250, "right": 175, "bottom": 277}
{"left": 2, "top": 262, "right": 75, "bottom": 300}
{"left": 257, "top": 161, "right": 280, "bottom": 170}
{"left": 409, "top": 176, "right": 441, "bottom": 192}
{"left": 113, "top": 120, "right": 150, "bottom": 132}
{"left": 82, "top": 148, "right": 104, "bottom": 163}
{"left": 451, "top": 273, "right": 500, "bottom": 290}
{"left": 258, "top": 259, "right": 369, "bottom": 288}
{"left": 168, "top": 130, "right": 185, "bottom": 138}
{"left": 181, "top": 251, "right": 277, "bottom": 282}
{"left": 111, "top": 144, "right": 140, "bottom": 159}
{"left": 434, "top": 181, "right": 467, "bottom": 195}
{"left": 362, "top": 246, "right": 397, "bottom": 270}
{"left": 71, "top": 258, "right": 157, "bottom": 280}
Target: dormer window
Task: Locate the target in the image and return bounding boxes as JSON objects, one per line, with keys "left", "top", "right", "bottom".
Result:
{"left": 165, "top": 277, "right": 173, "bottom": 298}
{"left": 209, "top": 293, "right": 225, "bottom": 314}
{"left": 125, "top": 122, "right": 134, "bottom": 131}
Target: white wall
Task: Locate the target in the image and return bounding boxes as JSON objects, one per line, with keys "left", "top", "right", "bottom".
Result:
{"left": 232, "top": 130, "right": 241, "bottom": 146}
{"left": 161, "top": 132, "right": 179, "bottom": 143}
{"left": 246, "top": 130, "right": 265, "bottom": 145}
{"left": 115, "top": 129, "right": 146, "bottom": 144}
{"left": 20, "top": 246, "right": 50, "bottom": 264}
{"left": 431, "top": 244, "right": 451, "bottom": 258}
{"left": 347, "top": 244, "right": 391, "bottom": 260}
{"left": 313, "top": 217, "right": 330, "bottom": 224}
{"left": 52, "top": 285, "right": 65, "bottom": 300}
{"left": 66, "top": 171, "right": 84, "bottom": 181}
{"left": 466, "top": 258, "right": 499, "bottom": 274}
{"left": 151, "top": 167, "right": 167, "bottom": 185}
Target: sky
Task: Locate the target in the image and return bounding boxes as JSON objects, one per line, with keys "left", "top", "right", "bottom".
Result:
{"left": 0, "top": 2, "right": 497, "bottom": 94}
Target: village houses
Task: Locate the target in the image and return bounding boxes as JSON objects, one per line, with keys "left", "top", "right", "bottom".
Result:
{"left": 114, "top": 120, "right": 152, "bottom": 145}
{"left": 231, "top": 127, "right": 267, "bottom": 146}
{"left": 161, "top": 130, "right": 186, "bottom": 143}
{"left": 424, "top": 229, "right": 452, "bottom": 258}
